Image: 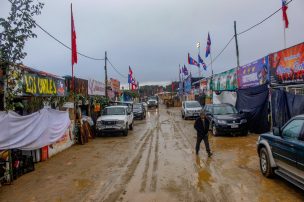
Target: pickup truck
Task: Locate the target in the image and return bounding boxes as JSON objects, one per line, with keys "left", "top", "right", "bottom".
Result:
{"left": 257, "top": 115, "right": 304, "bottom": 190}
{"left": 96, "top": 106, "right": 134, "bottom": 136}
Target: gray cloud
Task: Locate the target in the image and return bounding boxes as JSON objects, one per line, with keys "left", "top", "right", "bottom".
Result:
{"left": 1, "top": 0, "right": 303, "bottom": 85}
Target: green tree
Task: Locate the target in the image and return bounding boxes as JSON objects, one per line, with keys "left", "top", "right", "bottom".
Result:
{"left": 0, "top": 0, "right": 44, "bottom": 110}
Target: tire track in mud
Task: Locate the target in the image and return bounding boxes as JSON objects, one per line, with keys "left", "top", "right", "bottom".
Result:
{"left": 140, "top": 132, "right": 154, "bottom": 192}
{"left": 151, "top": 127, "right": 159, "bottom": 192}
{"left": 83, "top": 127, "right": 153, "bottom": 202}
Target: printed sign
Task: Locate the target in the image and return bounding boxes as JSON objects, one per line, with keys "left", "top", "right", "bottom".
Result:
{"left": 110, "top": 78, "right": 120, "bottom": 93}
{"left": 23, "top": 74, "right": 66, "bottom": 96}
{"left": 66, "top": 77, "right": 88, "bottom": 96}
{"left": 269, "top": 42, "right": 304, "bottom": 85}
{"left": 237, "top": 57, "right": 269, "bottom": 89}
{"left": 212, "top": 68, "right": 237, "bottom": 91}
{"left": 88, "top": 79, "right": 105, "bottom": 96}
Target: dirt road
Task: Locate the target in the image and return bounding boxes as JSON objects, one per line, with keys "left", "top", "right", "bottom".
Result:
{"left": 0, "top": 105, "right": 303, "bottom": 202}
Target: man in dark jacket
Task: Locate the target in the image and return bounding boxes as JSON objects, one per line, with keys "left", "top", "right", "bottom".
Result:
{"left": 194, "top": 112, "right": 212, "bottom": 157}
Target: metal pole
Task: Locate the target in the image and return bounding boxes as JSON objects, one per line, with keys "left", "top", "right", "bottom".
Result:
{"left": 104, "top": 51, "right": 108, "bottom": 99}
{"left": 234, "top": 21, "right": 240, "bottom": 68}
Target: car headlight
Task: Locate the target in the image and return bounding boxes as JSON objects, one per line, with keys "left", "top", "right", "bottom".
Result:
{"left": 117, "top": 120, "right": 125, "bottom": 125}
{"left": 217, "top": 120, "right": 227, "bottom": 124}
{"left": 241, "top": 119, "right": 247, "bottom": 124}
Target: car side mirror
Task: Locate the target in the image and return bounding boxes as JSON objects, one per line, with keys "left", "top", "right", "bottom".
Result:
{"left": 239, "top": 110, "right": 244, "bottom": 114}
{"left": 273, "top": 127, "right": 281, "bottom": 136}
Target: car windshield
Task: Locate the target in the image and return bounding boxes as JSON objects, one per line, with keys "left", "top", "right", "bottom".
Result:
{"left": 133, "top": 104, "right": 142, "bottom": 109}
{"left": 103, "top": 107, "right": 125, "bottom": 115}
{"left": 212, "top": 105, "right": 238, "bottom": 115}
{"left": 185, "top": 102, "right": 201, "bottom": 108}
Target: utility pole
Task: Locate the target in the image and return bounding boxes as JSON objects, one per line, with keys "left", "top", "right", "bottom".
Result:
{"left": 104, "top": 51, "right": 108, "bottom": 99}
{"left": 234, "top": 21, "right": 240, "bottom": 68}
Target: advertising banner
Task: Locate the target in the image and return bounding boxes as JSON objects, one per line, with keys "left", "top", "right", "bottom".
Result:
{"left": 212, "top": 68, "right": 237, "bottom": 91}
{"left": 237, "top": 57, "right": 269, "bottom": 89}
{"left": 66, "top": 77, "right": 88, "bottom": 96}
{"left": 184, "top": 75, "right": 192, "bottom": 94}
{"left": 110, "top": 78, "right": 120, "bottom": 93}
{"left": 23, "top": 73, "right": 66, "bottom": 96}
{"left": 269, "top": 42, "right": 304, "bottom": 85}
{"left": 88, "top": 79, "right": 105, "bottom": 96}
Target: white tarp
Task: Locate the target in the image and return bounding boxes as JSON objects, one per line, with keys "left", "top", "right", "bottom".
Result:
{"left": 0, "top": 108, "right": 70, "bottom": 150}
{"left": 213, "top": 91, "right": 237, "bottom": 106}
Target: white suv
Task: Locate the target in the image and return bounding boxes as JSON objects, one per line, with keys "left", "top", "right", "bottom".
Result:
{"left": 96, "top": 106, "right": 134, "bottom": 136}
{"left": 181, "top": 101, "right": 202, "bottom": 120}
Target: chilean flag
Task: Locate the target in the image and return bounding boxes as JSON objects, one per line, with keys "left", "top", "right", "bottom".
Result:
{"left": 282, "top": 0, "right": 289, "bottom": 28}
{"left": 188, "top": 53, "right": 199, "bottom": 67}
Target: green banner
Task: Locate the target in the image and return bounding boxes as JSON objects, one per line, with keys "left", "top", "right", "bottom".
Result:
{"left": 212, "top": 68, "right": 237, "bottom": 91}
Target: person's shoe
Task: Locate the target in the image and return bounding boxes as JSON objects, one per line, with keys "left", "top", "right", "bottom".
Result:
{"left": 208, "top": 152, "right": 213, "bottom": 157}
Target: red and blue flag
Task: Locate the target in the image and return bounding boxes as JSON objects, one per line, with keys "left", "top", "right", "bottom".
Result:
{"left": 205, "top": 33, "right": 211, "bottom": 58}
{"left": 188, "top": 53, "right": 199, "bottom": 67}
{"left": 198, "top": 54, "right": 207, "bottom": 70}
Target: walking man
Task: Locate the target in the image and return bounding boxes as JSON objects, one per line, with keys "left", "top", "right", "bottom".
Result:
{"left": 194, "top": 112, "right": 212, "bottom": 157}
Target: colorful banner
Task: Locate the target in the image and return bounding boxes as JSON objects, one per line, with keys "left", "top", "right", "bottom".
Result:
{"left": 23, "top": 73, "right": 66, "bottom": 96}
{"left": 88, "top": 79, "right": 105, "bottom": 96}
{"left": 66, "top": 77, "right": 88, "bottom": 96}
{"left": 184, "top": 75, "right": 192, "bottom": 94}
{"left": 110, "top": 78, "right": 120, "bottom": 93}
{"left": 269, "top": 43, "right": 304, "bottom": 85}
{"left": 237, "top": 57, "right": 269, "bottom": 89}
{"left": 212, "top": 68, "right": 237, "bottom": 91}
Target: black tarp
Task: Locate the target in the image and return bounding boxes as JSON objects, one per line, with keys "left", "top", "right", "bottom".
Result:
{"left": 271, "top": 88, "right": 304, "bottom": 128}
{"left": 236, "top": 84, "right": 270, "bottom": 134}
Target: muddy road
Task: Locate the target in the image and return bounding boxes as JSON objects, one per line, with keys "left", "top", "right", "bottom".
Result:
{"left": 0, "top": 105, "right": 303, "bottom": 202}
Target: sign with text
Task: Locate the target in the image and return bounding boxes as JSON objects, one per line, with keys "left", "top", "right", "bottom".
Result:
{"left": 269, "top": 42, "right": 304, "bottom": 85}
{"left": 23, "top": 74, "right": 66, "bottom": 96}
{"left": 88, "top": 79, "right": 105, "bottom": 96}
{"left": 237, "top": 57, "right": 269, "bottom": 89}
{"left": 110, "top": 78, "right": 120, "bottom": 93}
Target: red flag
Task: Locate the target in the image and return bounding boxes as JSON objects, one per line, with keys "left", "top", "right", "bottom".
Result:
{"left": 71, "top": 4, "right": 77, "bottom": 65}
{"left": 282, "top": 0, "right": 289, "bottom": 28}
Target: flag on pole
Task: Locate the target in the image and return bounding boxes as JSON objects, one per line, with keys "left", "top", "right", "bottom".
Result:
{"left": 188, "top": 53, "right": 199, "bottom": 67}
{"left": 128, "top": 66, "right": 133, "bottom": 84}
{"left": 71, "top": 4, "right": 77, "bottom": 65}
{"left": 182, "top": 65, "right": 189, "bottom": 75}
{"left": 282, "top": 0, "right": 289, "bottom": 28}
{"left": 205, "top": 33, "right": 211, "bottom": 58}
{"left": 198, "top": 54, "right": 207, "bottom": 70}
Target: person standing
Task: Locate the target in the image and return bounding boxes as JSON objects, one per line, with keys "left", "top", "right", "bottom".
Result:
{"left": 194, "top": 112, "right": 212, "bottom": 157}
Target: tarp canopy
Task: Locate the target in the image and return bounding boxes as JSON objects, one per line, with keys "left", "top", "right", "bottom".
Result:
{"left": 0, "top": 108, "right": 70, "bottom": 150}
{"left": 236, "top": 84, "right": 270, "bottom": 134}
{"left": 271, "top": 88, "right": 304, "bottom": 128}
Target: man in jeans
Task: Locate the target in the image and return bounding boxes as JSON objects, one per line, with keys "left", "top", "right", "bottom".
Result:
{"left": 194, "top": 112, "right": 212, "bottom": 157}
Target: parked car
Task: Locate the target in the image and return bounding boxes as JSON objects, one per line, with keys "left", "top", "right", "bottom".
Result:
{"left": 181, "top": 101, "right": 202, "bottom": 120}
{"left": 147, "top": 99, "right": 158, "bottom": 108}
{"left": 257, "top": 115, "right": 304, "bottom": 190}
{"left": 133, "top": 103, "right": 146, "bottom": 120}
{"left": 142, "top": 102, "right": 148, "bottom": 111}
{"left": 96, "top": 106, "right": 134, "bottom": 136}
{"left": 203, "top": 103, "right": 248, "bottom": 136}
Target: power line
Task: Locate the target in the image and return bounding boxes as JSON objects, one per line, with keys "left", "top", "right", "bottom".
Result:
{"left": 238, "top": 0, "right": 294, "bottom": 36}
{"left": 7, "top": 0, "right": 105, "bottom": 61}
{"left": 107, "top": 58, "right": 128, "bottom": 79}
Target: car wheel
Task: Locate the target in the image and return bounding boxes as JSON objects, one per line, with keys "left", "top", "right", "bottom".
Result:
{"left": 123, "top": 124, "right": 129, "bottom": 136}
{"left": 182, "top": 113, "right": 185, "bottom": 119}
{"left": 212, "top": 125, "right": 219, "bottom": 136}
{"left": 259, "top": 147, "right": 274, "bottom": 178}
{"left": 129, "top": 122, "right": 134, "bottom": 130}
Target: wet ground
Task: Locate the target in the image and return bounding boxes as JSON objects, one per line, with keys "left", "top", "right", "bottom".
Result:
{"left": 0, "top": 105, "right": 303, "bottom": 202}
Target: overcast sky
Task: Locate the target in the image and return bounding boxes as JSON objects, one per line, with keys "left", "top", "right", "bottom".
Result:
{"left": 1, "top": 0, "right": 303, "bottom": 85}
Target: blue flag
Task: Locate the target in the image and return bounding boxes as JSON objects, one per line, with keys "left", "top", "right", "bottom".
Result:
{"left": 198, "top": 54, "right": 207, "bottom": 70}
{"left": 205, "top": 33, "right": 211, "bottom": 58}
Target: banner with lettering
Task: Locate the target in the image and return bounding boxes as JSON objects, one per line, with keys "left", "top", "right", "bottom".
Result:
{"left": 269, "top": 42, "right": 304, "bottom": 85}
{"left": 237, "top": 57, "right": 269, "bottom": 89}
{"left": 88, "top": 79, "right": 105, "bottom": 96}
{"left": 110, "top": 78, "right": 120, "bottom": 93}
{"left": 23, "top": 74, "right": 66, "bottom": 96}
{"left": 212, "top": 68, "right": 237, "bottom": 91}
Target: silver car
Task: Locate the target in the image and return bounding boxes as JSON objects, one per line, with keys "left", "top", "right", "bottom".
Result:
{"left": 181, "top": 101, "right": 202, "bottom": 120}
